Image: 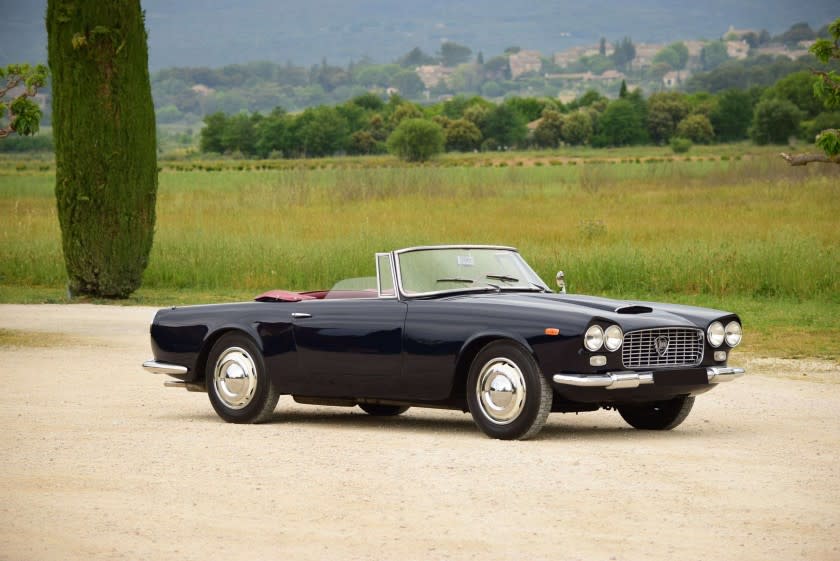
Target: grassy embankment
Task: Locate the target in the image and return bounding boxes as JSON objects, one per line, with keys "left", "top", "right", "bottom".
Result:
{"left": 1, "top": 148, "right": 838, "bottom": 362}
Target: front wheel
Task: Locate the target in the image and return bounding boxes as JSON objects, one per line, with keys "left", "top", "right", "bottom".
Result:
{"left": 617, "top": 395, "right": 695, "bottom": 430}
{"left": 466, "top": 341, "right": 553, "bottom": 440}
{"left": 206, "top": 332, "right": 280, "bottom": 424}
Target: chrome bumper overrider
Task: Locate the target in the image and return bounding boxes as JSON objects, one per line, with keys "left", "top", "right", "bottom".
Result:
{"left": 142, "top": 360, "right": 188, "bottom": 375}
{"left": 142, "top": 360, "right": 204, "bottom": 392}
{"left": 552, "top": 367, "right": 745, "bottom": 390}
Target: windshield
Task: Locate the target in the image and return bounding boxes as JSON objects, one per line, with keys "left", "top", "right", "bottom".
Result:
{"left": 395, "top": 247, "right": 549, "bottom": 296}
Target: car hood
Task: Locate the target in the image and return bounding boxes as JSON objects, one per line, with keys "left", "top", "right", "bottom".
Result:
{"left": 445, "top": 291, "right": 734, "bottom": 331}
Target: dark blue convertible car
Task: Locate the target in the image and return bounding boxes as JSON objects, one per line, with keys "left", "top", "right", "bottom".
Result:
{"left": 143, "top": 245, "right": 744, "bottom": 439}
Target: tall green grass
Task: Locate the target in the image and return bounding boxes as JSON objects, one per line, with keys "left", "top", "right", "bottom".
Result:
{"left": 2, "top": 158, "right": 838, "bottom": 301}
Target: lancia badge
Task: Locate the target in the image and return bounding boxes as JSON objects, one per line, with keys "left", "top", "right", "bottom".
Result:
{"left": 654, "top": 336, "right": 670, "bottom": 357}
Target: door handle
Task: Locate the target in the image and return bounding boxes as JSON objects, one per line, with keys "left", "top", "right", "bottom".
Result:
{"left": 291, "top": 312, "right": 312, "bottom": 319}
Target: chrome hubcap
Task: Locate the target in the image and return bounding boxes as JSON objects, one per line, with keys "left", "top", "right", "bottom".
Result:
{"left": 213, "top": 347, "right": 258, "bottom": 409}
{"left": 476, "top": 357, "right": 526, "bottom": 425}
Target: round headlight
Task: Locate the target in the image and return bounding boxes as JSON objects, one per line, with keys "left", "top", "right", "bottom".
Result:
{"left": 584, "top": 325, "right": 604, "bottom": 351}
{"left": 604, "top": 325, "right": 623, "bottom": 351}
{"left": 707, "top": 321, "right": 725, "bottom": 347}
{"left": 725, "top": 321, "right": 742, "bottom": 347}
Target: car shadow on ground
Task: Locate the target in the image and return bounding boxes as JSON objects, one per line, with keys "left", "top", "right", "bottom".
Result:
{"left": 160, "top": 407, "right": 717, "bottom": 440}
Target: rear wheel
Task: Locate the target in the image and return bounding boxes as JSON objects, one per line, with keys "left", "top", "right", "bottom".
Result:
{"left": 617, "top": 396, "right": 695, "bottom": 430}
{"left": 466, "top": 341, "right": 553, "bottom": 440}
{"left": 358, "top": 404, "right": 410, "bottom": 416}
{"left": 206, "top": 332, "right": 280, "bottom": 424}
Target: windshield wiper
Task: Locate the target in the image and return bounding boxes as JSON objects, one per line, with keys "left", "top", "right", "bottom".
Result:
{"left": 485, "top": 274, "right": 519, "bottom": 283}
{"left": 436, "top": 277, "right": 474, "bottom": 284}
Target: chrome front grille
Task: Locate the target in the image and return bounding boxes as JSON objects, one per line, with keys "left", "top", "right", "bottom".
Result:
{"left": 622, "top": 327, "right": 704, "bottom": 368}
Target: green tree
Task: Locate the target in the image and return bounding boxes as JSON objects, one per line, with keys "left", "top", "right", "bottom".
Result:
{"left": 533, "top": 110, "right": 564, "bottom": 148}
{"left": 387, "top": 118, "right": 444, "bottom": 161}
{"left": 482, "top": 104, "right": 528, "bottom": 148}
{"left": 294, "top": 106, "right": 349, "bottom": 157}
{"left": 561, "top": 111, "right": 593, "bottom": 145}
{"left": 653, "top": 42, "right": 689, "bottom": 70}
{"left": 750, "top": 98, "right": 803, "bottom": 144}
{"left": 504, "top": 97, "right": 548, "bottom": 122}
{"left": 1, "top": 63, "right": 48, "bottom": 138}
{"left": 255, "top": 107, "right": 291, "bottom": 157}
{"left": 646, "top": 92, "right": 691, "bottom": 143}
{"left": 781, "top": 17, "right": 840, "bottom": 164}
{"left": 348, "top": 130, "right": 383, "bottom": 155}
{"left": 392, "top": 70, "right": 425, "bottom": 98}
{"left": 439, "top": 42, "right": 472, "bottom": 67}
{"left": 675, "top": 114, "right": 715, "bottom": 144}
{"left": 389, "top": 102, "right": 423, "bottom": 126}
{"left": 397, "top": 47, "right": 436, "bottom": 68}
{"left": 612, "top": 37, "right": 636, "bottom": 71}
{"left": 775, "top": 22, "right": 815, "bottom": 45}
{"left": 764, "top": 71, "right": 823, "bottom": 119}
{"left": 48, "top": 0, "right": 158, "bottom": 298}
{"left": 700, "top": 42, "right": 730, "bottom": 71}
{"left": 200, "top": 112, "right": 228, "bottom": 153}
{"left": 593, "top": 98, "right": 647, "bottom": 146}
{"left": 710, "top": 89, "right": 753, "bottom": 141}
{"left": 221, "top": 112, "right": 260, "bottom": 155}
{"left": 351, "top": 92, "right": 384, "bottom": 111}
{"left": 444, "top": 118, "right": 482, "bottom": 152}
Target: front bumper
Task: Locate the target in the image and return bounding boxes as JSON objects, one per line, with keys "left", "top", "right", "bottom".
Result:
{"left": 552, "top": 366, "right": 744, "bottom": 390}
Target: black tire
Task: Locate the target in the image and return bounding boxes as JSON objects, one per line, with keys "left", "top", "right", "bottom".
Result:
{"left": 206, "top": 332, "right": 280, "bottom": 424}
{"left": 466, "top": 341, "right": 553, "bottom": 440}
{"left": 617, "top": 395, "right": 695, "bottom": 430}
{"left": 358, "top": 404, "right": 410, "bottom": 416}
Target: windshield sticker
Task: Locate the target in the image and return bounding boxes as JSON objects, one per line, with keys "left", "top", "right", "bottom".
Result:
{"left": 457, "top": 255, "right": 475, "bottom": 266}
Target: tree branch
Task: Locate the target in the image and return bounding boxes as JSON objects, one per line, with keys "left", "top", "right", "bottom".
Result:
{"left": 779, "top": 152, "right": 840, "bottom": 166}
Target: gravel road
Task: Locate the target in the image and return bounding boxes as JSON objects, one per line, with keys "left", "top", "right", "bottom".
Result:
{"left": 1, "top": 304, "right": 838, "bottom": 561}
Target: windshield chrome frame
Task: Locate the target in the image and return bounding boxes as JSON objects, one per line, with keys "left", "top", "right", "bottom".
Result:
{"left": 392, "top": 245, "right": 548, "bottom": 299}
{"left": 375, "top": 252, "right": 399, "bottom": 299}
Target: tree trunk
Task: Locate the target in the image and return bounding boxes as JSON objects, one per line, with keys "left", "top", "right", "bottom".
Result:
{"left": 47, "top": 0, "right": 157, "bottom": 298}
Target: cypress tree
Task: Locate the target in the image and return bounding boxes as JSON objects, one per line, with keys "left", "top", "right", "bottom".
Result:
{"left": 47, "top": 0, "right": 157, "bottom": 298}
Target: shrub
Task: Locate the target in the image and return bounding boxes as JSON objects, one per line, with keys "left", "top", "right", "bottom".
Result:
{"left": 386, "top": 118, "right": 444, "bottom": 162}
{"left": 675, "top": 114, "right": 714, "bottom": 144}
{"left": 670, "top": 137, "right": 693, "bottom": 153}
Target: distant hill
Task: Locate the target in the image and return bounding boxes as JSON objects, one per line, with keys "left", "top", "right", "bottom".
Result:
{"left": 1, "top": 0, "right": 837, "bottom": 70}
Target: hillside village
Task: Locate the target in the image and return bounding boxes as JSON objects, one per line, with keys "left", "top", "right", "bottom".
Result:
{"left": 135, "top": 20, "right": 830, "bottom": 129}
{"left": 412, "top": 26, "right": 814, "bottom": 104}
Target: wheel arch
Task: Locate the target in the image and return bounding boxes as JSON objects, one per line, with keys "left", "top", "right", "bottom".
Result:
{"left": 450, "top": 332, "right": 536, "bottom": 403}
{"left": 194, "top": 326, "right": 263, "bottom": 384}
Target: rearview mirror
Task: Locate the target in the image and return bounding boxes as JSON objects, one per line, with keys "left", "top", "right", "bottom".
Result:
{"left": 556, "top": 271, "right": 566, "bottom": 293}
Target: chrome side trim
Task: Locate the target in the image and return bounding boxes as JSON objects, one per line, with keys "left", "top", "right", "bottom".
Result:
{"left": 290, "top": 312, "right": 312, "bottom": 319}
{"left": 707, "top": 366, "right": 745, "bottom": 383}
{"left": 552, "top": 371, "right": 654, "bottom": 390}
{"left": 142, "top": 360, "right": 188, "bottom": 375}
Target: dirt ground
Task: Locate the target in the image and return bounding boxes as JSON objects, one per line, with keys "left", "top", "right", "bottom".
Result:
{"left": 1, "top": 303, "right": 838, "bottom": 561}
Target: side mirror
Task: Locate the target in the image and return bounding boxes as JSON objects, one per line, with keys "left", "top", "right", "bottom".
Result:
{"left": 556, "top": 271, "right": 566, "bottom": 293}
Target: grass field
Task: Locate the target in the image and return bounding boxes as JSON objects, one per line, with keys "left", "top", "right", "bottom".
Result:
{"left": 1, "top": 148, "right": 838, "bottom": 362}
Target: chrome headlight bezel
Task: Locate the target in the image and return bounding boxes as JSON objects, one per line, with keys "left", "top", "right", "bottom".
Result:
{"left": 707, "top": 321, "right": 725, "bottom": 348}
{"left": 604, "top": 325, "right": 624, "bottom": 352}
{"left": 584, "top": 325, "right": 605, "bottom": 351}
{"left": 725, "top": 321, "right": 742, "bottom": 347}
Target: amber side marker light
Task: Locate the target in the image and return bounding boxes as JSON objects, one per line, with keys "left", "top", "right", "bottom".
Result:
{"left": 545, "top": 328, "right": 560, "bottom": 336}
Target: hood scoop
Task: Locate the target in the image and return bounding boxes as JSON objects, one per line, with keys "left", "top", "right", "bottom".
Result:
{"left": 615, "top": 305, "right": 653, "bottom": 314}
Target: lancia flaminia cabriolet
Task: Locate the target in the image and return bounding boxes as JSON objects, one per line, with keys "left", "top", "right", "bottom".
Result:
{"left": 143, "top": 245, "right": 744, "bottom": 440}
